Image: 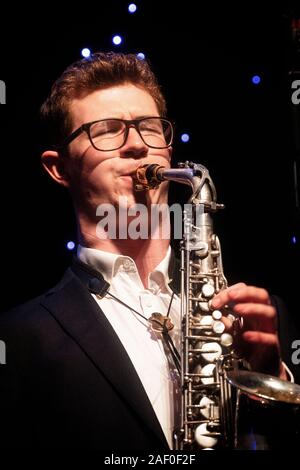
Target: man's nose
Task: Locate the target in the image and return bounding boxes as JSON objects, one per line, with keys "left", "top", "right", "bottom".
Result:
{"left": 120, "top": 126, "right": 148, "bottom": 158}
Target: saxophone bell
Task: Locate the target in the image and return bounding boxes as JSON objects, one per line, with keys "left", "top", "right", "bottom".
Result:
{"left": 227, "top": 370, "right": 300, "bottom": 405}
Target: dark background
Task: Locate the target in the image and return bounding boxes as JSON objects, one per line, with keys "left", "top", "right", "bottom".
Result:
{"left": 0, "top": 1, "right": 300, "bottom": 328}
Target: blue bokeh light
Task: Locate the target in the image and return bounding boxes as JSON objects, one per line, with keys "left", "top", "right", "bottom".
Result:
{"left": 292, "top": 235, "right": 297, "bottom": 244}
{"left": 252, "top": 75, "right": 261, "bottom": 85}
{"left": 112, "top": 35, "right": 122, "bottom": 45}
{"left": 67, "top": 241, "right": 76, "bottom": 251}
{"left": 128, "top": 3, "right": 137, "bottom": 13}
{"left": 181, "top": 133, "right": 190, "bottom": 143}
{"left": 81, "top": 48, "right": 91, "bottom": 58}
{"left": 136, "top": 52, "right": 145, "bottom": 60}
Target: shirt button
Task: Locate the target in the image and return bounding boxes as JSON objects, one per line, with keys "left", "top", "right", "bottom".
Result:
{"left": 123, "top": 259, "right": 132, "bottom": 271}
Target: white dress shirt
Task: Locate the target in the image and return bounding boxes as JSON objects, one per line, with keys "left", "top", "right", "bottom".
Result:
{"left": 78, "top": 245, "right": 181, "bottom": 448}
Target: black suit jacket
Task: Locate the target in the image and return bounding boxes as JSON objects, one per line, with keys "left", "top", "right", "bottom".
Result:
{"left": 0, "top": 258, "right": 299, "bottom": 449}
{"left": 0, "top": 265, "right": 171, "bottom": 449}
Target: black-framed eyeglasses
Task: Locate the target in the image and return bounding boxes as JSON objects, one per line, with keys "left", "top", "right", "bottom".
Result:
{"left": 60, "top": 116, "right": 174, "bottom": 152}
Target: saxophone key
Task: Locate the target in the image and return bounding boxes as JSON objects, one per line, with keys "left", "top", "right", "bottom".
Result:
{"left": 220, "top": 333, "right": 233, "bottom": 347}
{"left": 194, "top": 423, "right": 218, "bottom": 448}
{"left": 201, "top": 283, "right": 215, "bottom": 299}
{"left": 197, "top": 301, "right": 210, "bottom": 312}
{"left": 212, "top": 309, "right": 222, "bottom": 320}
{"left": 201, "top": 342, "right": 222, "bottom": 362}
{"left": 200, "top": 364, "right": 216, "bottom": 384}
{"left": 199, "top": 396, "right": 219, "bottom": 420}
{"left": 212, "top": 320, "right": 225, "bottom": 334}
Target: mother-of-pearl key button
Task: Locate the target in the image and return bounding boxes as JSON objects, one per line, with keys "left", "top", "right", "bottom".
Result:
{"left": 212, "top": 320, "right": 225, "bottom": 334}
{"left": 212, "top": 310, "right": 222, "bottom": 320}
{"left": 202, "top": 283, "right": 215, "bottom": 298}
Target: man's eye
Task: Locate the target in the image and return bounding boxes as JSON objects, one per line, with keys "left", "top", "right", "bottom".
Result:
{"left": 91, "top": 127, "right": 107, "bottom": 137}
{"left": 140, "top": 122, "right": 162, "bottom": 134}
{"left": 92, "top": 122, "right": 122, "bottom": 136}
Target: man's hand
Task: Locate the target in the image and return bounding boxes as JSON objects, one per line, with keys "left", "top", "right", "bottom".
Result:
{"left": 211, "top": 282, "right": 287, "bottom": 379}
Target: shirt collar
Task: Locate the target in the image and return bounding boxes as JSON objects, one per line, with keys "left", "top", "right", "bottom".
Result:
{"left": 77, "top": 245, "right": 172, "bottom": 289}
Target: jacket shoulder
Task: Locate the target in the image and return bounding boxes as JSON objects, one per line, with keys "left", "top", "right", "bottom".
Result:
{"left": 0, "top": 267, "right": 76, "bottom": 329}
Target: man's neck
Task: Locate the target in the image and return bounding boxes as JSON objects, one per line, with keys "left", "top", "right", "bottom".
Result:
{"left": 78, "top": 228, "right": 170, "bottom": 288}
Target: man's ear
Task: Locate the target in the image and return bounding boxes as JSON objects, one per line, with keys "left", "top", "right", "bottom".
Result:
{"left": 41, "top": 150, "right": 70, "bottom": 188}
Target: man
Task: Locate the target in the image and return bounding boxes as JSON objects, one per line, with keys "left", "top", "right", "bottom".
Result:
{"left": 0, "top": 52, "right": 297, "bottom": 449}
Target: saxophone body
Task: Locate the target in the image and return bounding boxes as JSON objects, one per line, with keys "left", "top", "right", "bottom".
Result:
{"left": 174, "top": 162, "right": 239, "bottom": 449}
{"left": 134, "top": 161, "right": 300, "bottom": 450}
{"left": 136, "top": 161, "right": 240, "bottom": 449}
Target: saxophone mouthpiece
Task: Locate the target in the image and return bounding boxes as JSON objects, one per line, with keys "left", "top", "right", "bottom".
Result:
{"left": 134, "top": 161, "right": 200, "bottom": 192}
{"left": 134, "top": 164, "right": 165, "bottom": 191}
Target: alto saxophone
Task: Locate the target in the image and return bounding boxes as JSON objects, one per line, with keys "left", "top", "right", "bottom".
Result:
{"left": 134, "top": 161, "right": 300, "bottom": 450}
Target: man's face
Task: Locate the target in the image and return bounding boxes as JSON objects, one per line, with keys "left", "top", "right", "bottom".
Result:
{"left": 64, "top": 83, "right": 172, "bottom": 216}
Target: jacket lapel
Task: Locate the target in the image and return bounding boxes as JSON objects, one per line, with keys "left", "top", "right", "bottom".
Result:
{"left": 40, "top": 268, "right": 168, "bottom": 448}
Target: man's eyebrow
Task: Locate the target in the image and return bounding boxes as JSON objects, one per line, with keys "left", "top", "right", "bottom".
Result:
{"left": 134, "top": 115, "right": 160, "bottom": 119}
{"left": 84, "top": 114, "right": 160, "bottom": 123}
{"left": 107, "top": 115, "right": 159, "bottom": 121}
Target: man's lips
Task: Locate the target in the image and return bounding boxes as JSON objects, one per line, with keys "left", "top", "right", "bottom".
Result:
{"left": 119, "top": 171, "right": 137, "bottom": 177}
{"left": 119, "top": 161, "right": 143, "bottom": 177}
{"left": 117, "top": 158, "right": 145, "bottom": 176}
{"left": 119, "top": 175, "right": 134, "bottom": 181}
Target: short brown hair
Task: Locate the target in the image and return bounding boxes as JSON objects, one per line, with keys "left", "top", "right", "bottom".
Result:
{"left": 40, "top": 52, "right": 167, "bottom": 147}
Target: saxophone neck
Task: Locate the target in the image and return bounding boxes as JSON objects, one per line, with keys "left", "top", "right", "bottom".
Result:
{"left": 134, "top": 161, "right": 224, "bottom": 212}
